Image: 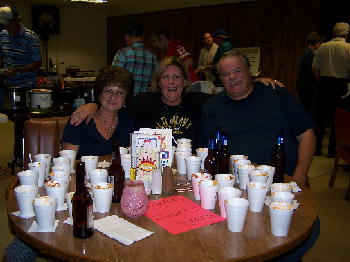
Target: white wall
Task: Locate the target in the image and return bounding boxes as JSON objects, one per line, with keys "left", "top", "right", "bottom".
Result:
{"left": 14, "top": 3, "right": 107, "bottom": 74}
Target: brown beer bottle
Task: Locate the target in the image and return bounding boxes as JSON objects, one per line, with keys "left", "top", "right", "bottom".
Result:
{"left": 204, "top": 137, "right": 218, "bottom": 179}
{"left": 271, "top": 130, "right": 286, "bottom": 183}
{"left": 109, "top": 140, "right": 125, "bottom": 203}
{"left": 73, "top": 161, "right": 94, "bottom": 239}
{"left": 218, "top": 133, "right": 230, "bottom": 173}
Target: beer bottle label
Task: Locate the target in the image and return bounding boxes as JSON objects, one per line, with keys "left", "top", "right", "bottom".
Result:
{"left": 87, "top": 205, "right": 94, "bottom": 229}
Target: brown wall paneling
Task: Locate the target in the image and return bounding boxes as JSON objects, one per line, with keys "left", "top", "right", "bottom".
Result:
{"left": 107, "top": 0, "right": 321, "bottom": 94}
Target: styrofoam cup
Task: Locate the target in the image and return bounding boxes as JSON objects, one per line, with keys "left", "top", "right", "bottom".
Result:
{"left": 218, "top": 187, "right": 242, "bottom": 217}
{"left": 59, "top": 150, "right": 76, "bottom": 172}
{"left": 191, "top": 172, "right": 211, "bottom": 200}
{"left": 121, "top": 154, "right": 131, "bottom": 179}
{"left": 199, "top": 180, "right": 219, "bottom": 209}
{"left": 225, "top": 197, "right": 249, "bottom": 232}
{"left": 256, "top": 165, "right": 275, "bottom": 189}
{"left": 196, "top": 148, "right": 208, "bottom": 170}
{"left": 249, "top": 169, "right": 269, "bottom": 183}
{"left": 175, "top": 152, "right": 192, "bottom": 175}
{"left": 14, "top": 185, "right": 38, "bottom": 218}
{"left": 65, "top": 192, "right": 75, "bottom": 218}
{"left": 270, "top": 191, "right": 295, "bottom": 203}
{"left": 89, "top": 168, "right": 108, "bottom": 185}
{"left": 185, "top": 156, "right": 201, "bottom": 180}
{"left": 17, "top": 170, "right": 39, "bottom": 186}
{"left": 215, "top": 173, "right": 235, "bottom": 190}
{"left": 92, "top": 182, "right": 113, "bottom": 213}
{"left": 33, "top": 196, "right": 57, "bottom": 231}
{"left": 247, "top": 182, "right": 268, "bottom": 212}
{"left": 237, "top": 164, "right": 254, "bottom": 190}
{"left": 45, "top": 181, "right": 66, "bottom": 211}
{"left": 28, "top": 161, "right": 46, "bottom": 187}
{"left": 33, "top": 154, "right": 51, "bottom": 178}
{"left": 81, "top": 156, "right": 98, "bottom": 179}
{"left": 269, "top": 201, "right": 294, "bottom": 236}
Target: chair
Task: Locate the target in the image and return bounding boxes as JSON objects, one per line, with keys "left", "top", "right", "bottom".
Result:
{"left": 328, "top": 109, "right": 350, "bottom": 201}
{"left": 23, "top": 116, "right": 69, "bottom": 168}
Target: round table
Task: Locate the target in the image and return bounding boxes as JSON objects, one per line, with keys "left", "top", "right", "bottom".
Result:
{"left": 6, "top": 176, "right": 318, "bottom": 262}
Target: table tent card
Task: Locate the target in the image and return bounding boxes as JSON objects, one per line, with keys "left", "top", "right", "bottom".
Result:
{"left": 131, "top": 128, "right": 173, "bottom": 184}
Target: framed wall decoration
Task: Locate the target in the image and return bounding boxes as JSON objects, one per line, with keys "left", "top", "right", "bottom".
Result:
{"left": 31, "top": 5, "right": 60, "bottom": 35}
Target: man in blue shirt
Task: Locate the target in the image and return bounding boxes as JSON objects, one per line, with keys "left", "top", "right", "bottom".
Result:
{"left": 112, "top": 20, "right": 157, "bottom": 95}
{"left": 0, "top": 5, "right": 42, "bottom": 107}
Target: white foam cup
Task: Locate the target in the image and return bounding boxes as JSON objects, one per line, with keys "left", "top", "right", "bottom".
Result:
{"left": 121, "top": 154, "right": 131, "bottom": 179}
{"left": 271, "top": 191, "right": 295, "bottom": 203}
{"left": 92, "top": 182, "right": 113, "bottom": 213}
{"left": 269, "top": 201, "right": 294, "bottom": 236}
{"left": 28, "top": 161, "right": 46, "bottom": 187}
{"left": 65, "top": 192, "right": 75, "bottom": 218}
{"left": 256, "top": 165, "right": 275, "bottom": 189}
{"left": 33, "top": 196, "right": 57, "bottom": 231}
{"left": 52, "top": 156, "right": 71, "bottom": 168}
{"left": 14, "top": 185, "right": 38, "bottom": 218}
{"left": 271, "top": 183, "right": 293, "bottom": 193}
{"left": 196, "top": 148, "right": 208, "bottom": 170}
{"left": 225, "top": 197, "right": 249, "bottom": 232}
{"left": 199, "top": 180, "right": 219, "bottom": 209}
{"left": 249, "top": 169, "right": 269, "bottom": 183}
{"left": 185, "top": 156, "right": 201, "bottom": 180}
{"left": 215, "top": 173, "right": 235, "bottom": 190}
{"left": 59, "top": 150, "right": 76, "bottom": 172}
{"left": 151, "top": 169, "right": 162, "bottom": 195}
{"left": 89, "top": 168, "right": 108, "bottom": 185}
{"left": 191, "top": 172, "right": 211, "bottom": 200}
{"left": 33, "top": 154, "right": 51, "bottom": 178}
{"left": 175, "top": 152, "right": 192, "bottom": 175}
{"left": 247, "top": 182, "right": 269, "bottom": 212}
{"left": 51, "top": 164, "right": 71, "bottom": 177}
{"left": 218, "top": 187, "right": 242, "bottom": 218}
{"left": 230, "top": 155, "right": 248, "bottom": 174}
{"left": 177, "top": 138, "right": 192, "bottom": 147}
{"left": 17, "top": 170, "right": 39, "bottom": 186}
{"left": 81, "top": 156, "right": 98, "bottom": 179}
{"left": 237, "top": 164, "right": 254, "bottom": 190}
{"left": 45, "top": 180, "right": 66, "bottom": 211}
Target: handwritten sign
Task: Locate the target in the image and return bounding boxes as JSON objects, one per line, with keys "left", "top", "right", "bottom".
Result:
{"left": 235, "top": 47, "right": 260, "bottom": 77}
{"left": 145, "top": 195, "right": 225, "bottom": 234}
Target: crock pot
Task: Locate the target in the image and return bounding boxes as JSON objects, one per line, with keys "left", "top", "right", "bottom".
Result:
{"left": 29, "top": 89, "right": 52, "bottom": 109}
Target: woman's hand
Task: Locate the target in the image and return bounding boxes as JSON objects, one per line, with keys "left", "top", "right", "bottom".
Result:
{"left": 255, "top": 78, "right": 285, "bottom": 89}
{"left": 70, "top": 103, "right": 98, "bottom": 126}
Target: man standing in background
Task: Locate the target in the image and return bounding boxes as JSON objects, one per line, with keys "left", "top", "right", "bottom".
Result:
{"left": 0, "top": 5, "right": 42, "bottom": 107}
{"left": 112, "top": 20, "right": 157, "bottom": 95}
{"left": 312, "top": 22, "right": 350, "bottom": 157}
{"left": 296, "top": 32, "right": 322, "bottom": 116}
{"left": 211, "top": 28, "right": 233, "bottom": 86}
{"left": 195, "top": 32, "right": 218, "bottom": 81}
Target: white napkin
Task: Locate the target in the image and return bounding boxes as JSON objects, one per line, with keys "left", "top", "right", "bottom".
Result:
{"left": 264, "top": 196, "right": 300, "bottom": 209}
{"left": 11, "top": 211, "right": 35, "bottom": 219}
{"left": 94, "top": 215, "right": 153, "bottom": 245}
{"left": 28, "top": 220, "right": 59, "bottom": 232}
{"left": 290, "top": 182, "right": 302, "bottom": 192}
{"left": 63, "top": 217, "right": 73, "bottom": 225}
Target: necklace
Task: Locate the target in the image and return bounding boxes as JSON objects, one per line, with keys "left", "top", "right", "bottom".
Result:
{"left": 97, "top": 111, "right": 118, "bottom": 137}
{"left": 164, "top": 103, "right": 181, "bottom": 119}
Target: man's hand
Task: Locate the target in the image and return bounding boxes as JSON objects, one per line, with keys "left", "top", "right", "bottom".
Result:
{"left": 70, "top": 103, "right": 98, "bottom": 126}
{"left": 256, "top": 78, "right": 285, "bottom": 89}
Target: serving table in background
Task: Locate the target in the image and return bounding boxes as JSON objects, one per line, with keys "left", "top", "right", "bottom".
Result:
{"left": 6, "top": 170, "right": 318, "bottom": 262}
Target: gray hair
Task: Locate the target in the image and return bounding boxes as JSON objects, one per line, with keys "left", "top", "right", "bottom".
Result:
{"left": 216, "top": 49, "right": 251, "bottom": 74}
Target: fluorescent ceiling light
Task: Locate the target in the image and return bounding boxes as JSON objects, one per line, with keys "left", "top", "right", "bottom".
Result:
{"left": 69, "top": 0, "right": 107, "bottom": 3}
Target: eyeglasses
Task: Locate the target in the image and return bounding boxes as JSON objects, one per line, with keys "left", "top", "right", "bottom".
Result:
{"left": 102, "top": 89, "right": 127, "bottom": 98}
{"left": 160, "top": 74, "right": 183, "bottom": 81}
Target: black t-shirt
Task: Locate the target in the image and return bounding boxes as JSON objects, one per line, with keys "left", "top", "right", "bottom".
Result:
{"left": 126, "top": 92, "right": 211, "bottom": 148}
{"left": 201, "top": 83, "right": 315, "bottom": 175}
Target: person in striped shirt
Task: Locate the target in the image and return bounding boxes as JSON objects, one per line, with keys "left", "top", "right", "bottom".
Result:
{"left": 0, "top": 5, "right": 42, "bottom": 107}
